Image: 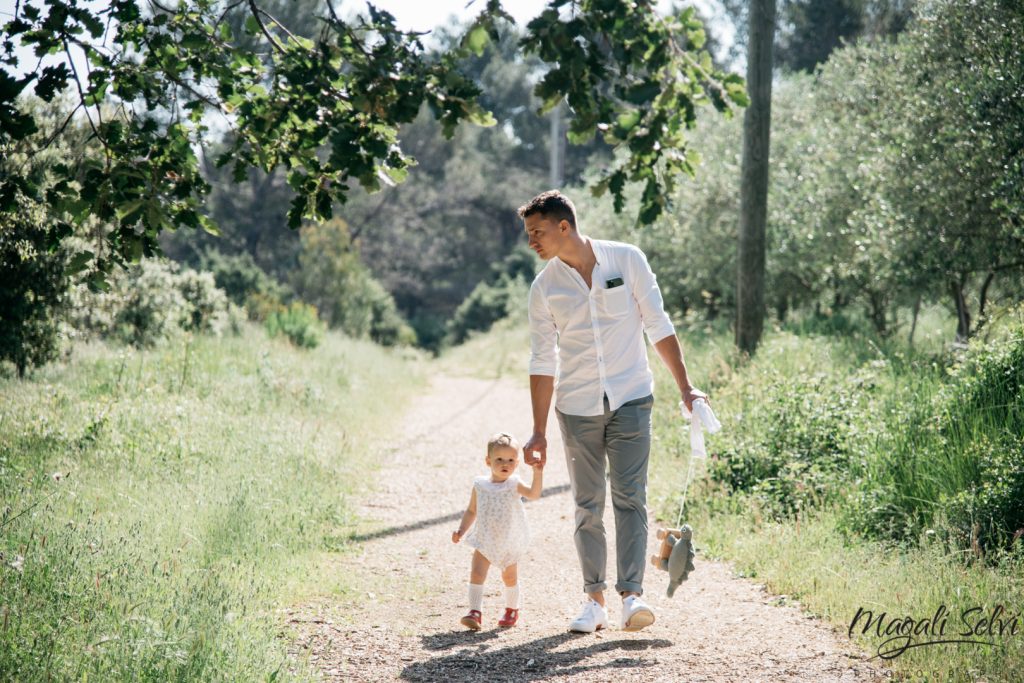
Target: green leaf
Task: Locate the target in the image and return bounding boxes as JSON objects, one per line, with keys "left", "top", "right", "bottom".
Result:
{"left": 34, "top": 64, "right": 71, "bottom": 102}
{"left": 590, "top": 176, "right": 611, "bottom": 198}
{"left": 67, "top": 250, "right": 94, "bottom": 274}
{"left": 383, "top": 165, "right": 408, "bottom": 185}
{"left": 287, "top": 195, "right": 306, "bottom": 229}
{"left": 87, "top": 271, "right": 111, "bottom": 292}
{"left": 115, "top": 199, "right": 146, "bottom": 221}
{"left": 465, "top": 105, "right": 496, "bottom": 127}
{"left": 198, "top": 214, "right": 221, "bottom": 236}
{"left": 463, "top": 25, "right": 489, "bottom": 56}
{"left": 726, "top": 84, "right": 750, "bottom": 107}
{"left": 244, "top": 15, "right": 260, "bottom": 36}
{"left": 616, "top": 110, "right": 641, "bottom": 134}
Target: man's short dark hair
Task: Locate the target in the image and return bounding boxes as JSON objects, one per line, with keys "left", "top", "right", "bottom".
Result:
{"left": 517, "top": 190, "right": 577, "bottom": 230}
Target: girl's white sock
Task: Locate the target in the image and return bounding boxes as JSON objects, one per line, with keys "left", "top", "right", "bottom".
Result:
{"left": 468, "top": 583, "right": 484, "bottom": 612}
{"left": 504, "top": 584, "right": 520, "bottom": 609}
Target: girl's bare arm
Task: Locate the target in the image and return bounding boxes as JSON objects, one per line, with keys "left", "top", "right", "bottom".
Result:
{"left": 452, "top": 488, "right": 477, "bottom": 543}
{"left": 517, "top": 466, "right": 544, "bottom": 501}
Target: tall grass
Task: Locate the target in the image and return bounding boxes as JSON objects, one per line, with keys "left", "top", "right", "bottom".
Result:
{"left": 0, "top": 325, "right": 423, "bottom": 681}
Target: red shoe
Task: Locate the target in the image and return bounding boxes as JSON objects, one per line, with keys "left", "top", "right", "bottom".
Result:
{"left": 460, "top": 610, "right": 482, "bottom": 631}
{"left": 498, "top": 608, "right": 519, "bottom": 628}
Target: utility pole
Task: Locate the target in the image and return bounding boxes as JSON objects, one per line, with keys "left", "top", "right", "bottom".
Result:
{"left": 736, "top": 0, "right": 776, "bottom": 355}
{"left": 549, "top": 100, "right": 564, "bottom": 189}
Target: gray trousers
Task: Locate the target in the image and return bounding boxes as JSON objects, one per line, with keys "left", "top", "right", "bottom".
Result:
{"left": 556, "top": 393, "right": 653, "bottom": 596}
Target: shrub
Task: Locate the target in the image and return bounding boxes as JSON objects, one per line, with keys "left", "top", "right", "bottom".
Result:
{"left": 710, "top": 371, "right": 871, "bottom": 518}
{"left": 841, "top": 324, "right": 1024, "bottom": 550}
{"left": 199, "top": 249, "right": 290, "bottom": 315}
{"left": 243, "top": 291, "right": 286, "bottom": 323}
{"left": 264, "top": 302, "right": 324, "bottom": 349}
{"left": 0, "top": 211, "right": 69, "bottom": 377}
{"left": 943, "top": 435, "right": 1024, "bottom": 553}
{"left": 446, "top": 274, "right": 529, "bottom": 345}
{"left": 176, "top": 268, "right": 229, "bottom": 333}
{"left": 292, "top": 219, "right": 414, "bottom": 346}
{"left": 111, "top": 259, "right": 190, "bottom": 347}
{"left": 935, "top": 328, "right": 1024, "bottom": 550}
{"left": 444, "top": 245, "right": 537, "bottom": 346}
{"left": 70, "top": 258, "right": 241, "bottom": 347}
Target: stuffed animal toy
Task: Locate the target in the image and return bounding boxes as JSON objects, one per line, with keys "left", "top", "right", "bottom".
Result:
{"left": 650, "top": 525, "right": 696, "bottom": 597}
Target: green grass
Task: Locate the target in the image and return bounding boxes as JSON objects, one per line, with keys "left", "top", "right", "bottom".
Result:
{"left": 0, "top": 325, "right": 424, "bottom": 681}
{"left": 437, "top": 311, "right": 531, "bottom": 382}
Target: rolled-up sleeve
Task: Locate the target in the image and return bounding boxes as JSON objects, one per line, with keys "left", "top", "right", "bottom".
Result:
{"left": 528, "top": 278, "right": 558, "bottom": 376}
{"left": 627, "top": 246, "right": 676, "bottom": 344}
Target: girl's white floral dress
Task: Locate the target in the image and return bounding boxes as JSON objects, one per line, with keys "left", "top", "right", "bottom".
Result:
{"left": 464, "top": 475, "right": 530, "bottom": 569}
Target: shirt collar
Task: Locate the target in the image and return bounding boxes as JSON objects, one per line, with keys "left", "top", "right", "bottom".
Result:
{"left": 553, "top": 237, "right": 601, "bottom": 272}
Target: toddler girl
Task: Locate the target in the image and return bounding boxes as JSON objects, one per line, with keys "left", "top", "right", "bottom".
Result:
{"left": 451, "top": 432, "right": 543, "bottom": 629}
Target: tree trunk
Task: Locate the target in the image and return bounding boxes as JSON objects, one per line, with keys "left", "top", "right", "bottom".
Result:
{"left": 736, "top": 0, "right": 776, "bottom": 355}
{"left": 908, "top": 294, "right": 921, "bottom": 347}
{"left": 867, "top": 291, "right": 888, "bottom": 337}
{"left": 977, "top": 271, "right": 995, "bottom": 332}
{"left": 951, "top": 277, "right": 971, "bottom": 343}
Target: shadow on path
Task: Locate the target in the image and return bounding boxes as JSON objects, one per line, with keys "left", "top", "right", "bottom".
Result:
{"left": 347, "top": 484, "right": 572, "bottom": 543}
{"left": 403, "top": 631, "right": 673, "bottom": 681}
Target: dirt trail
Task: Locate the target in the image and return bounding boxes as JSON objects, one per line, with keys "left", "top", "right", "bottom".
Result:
{"left": 286, "top": 374, "right": 888, "bottom": 682}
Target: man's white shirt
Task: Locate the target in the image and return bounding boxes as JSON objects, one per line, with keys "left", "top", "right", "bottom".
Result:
{"left": 528, "top": 239, "right": 676, "bottom": 417}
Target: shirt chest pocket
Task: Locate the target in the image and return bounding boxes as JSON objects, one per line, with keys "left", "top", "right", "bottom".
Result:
{"left": 599, "top": 284, "right": 631, "bottom": 318}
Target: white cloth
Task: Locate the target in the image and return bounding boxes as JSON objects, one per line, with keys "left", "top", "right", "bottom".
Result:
{"left": 528, "top": 239, "right": 676, "bottom": 416}
{"left": 464, "top": 475, "right": 530, "bottom": 569}
{"left": 679, "top": 397, "right": 722, "bottom": 459}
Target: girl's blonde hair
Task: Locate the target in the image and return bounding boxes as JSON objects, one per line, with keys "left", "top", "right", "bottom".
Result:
{"left": 487, "top": 432, "right": 519, "bottom": 457}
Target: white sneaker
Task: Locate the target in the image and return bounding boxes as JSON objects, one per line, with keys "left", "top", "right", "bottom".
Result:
{"left": 620, "top": 595, "right": 655, "bottom": 632}
{"left": 569, "top": 599, "right": 609, "bottom": 633}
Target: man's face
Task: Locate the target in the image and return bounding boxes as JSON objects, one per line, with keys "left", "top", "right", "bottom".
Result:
{"left": 524, "top": 214, "right": 567, "bottom": 261}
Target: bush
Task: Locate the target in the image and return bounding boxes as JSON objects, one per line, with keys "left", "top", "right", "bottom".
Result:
{"left": 332, "top": 275, "right": 417, "bottom": 347}
{"left": 935, "top": 327, "right": 1024, "bottom": 550}
{"left": 176, "top": 268, "right": 230, "bottom": 333}
{"left": 70, "top": 259, "right": 241, "bottom": 347}
{"left": 943, "top": 435, "right": 1024, "bottom": 553}
{"left": 446, "top": 274, "right": 529, "bottom": 345}
{"left": 710, "top": 370, "right": 872, "bottom": 518}
{"left": 446, "top": 247, "right": 537, "bottom": 345}
{"left": 292, "top": 219, "right": 415, "bottom": 346}
{"left": 110, "top": 259, "right": 190, "bottom": 347}
{"left": 264, "top": 302, "right": 324, "bottom": 349}
{"left": 0, "top": 212, "right": 69, "bottom": 377}
{"left": 199, "top": 249, "right": 290, "bottom": 316}
{"left": 841, "top": 323, "right": 1024, "bottom": 551}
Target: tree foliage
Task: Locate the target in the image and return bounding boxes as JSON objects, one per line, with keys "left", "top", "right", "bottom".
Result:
{"left": 291, "top": 218, "right": 415, "bottom": 346}
{"left": 1, "top": 0, "right": 746, "bottom": 285}
{"left": 719, "top": 0, "right": 912, "bottom": 72}
{"left": 590, "top": 0, "right": 1023, "bottom": 342}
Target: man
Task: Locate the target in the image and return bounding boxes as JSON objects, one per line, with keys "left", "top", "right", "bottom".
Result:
{"left": 519, "top": 190, "right": 707, "bottom": 633}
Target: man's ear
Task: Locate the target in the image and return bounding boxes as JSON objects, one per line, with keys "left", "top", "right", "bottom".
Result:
{"left": 559, "top": 219, "right": 572, "bottom": 233}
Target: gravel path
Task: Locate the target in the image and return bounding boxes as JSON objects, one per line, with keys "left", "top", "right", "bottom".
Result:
{"left": 286, "top": 374, "right": 888, "bottom": 682}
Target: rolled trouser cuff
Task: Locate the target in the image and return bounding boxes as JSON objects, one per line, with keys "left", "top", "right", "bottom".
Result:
{"left": 616, "top": 580, "right": 643, "bottom": 596}
{"left": 584, "top": 580, "right": 608, "bottom": 594}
